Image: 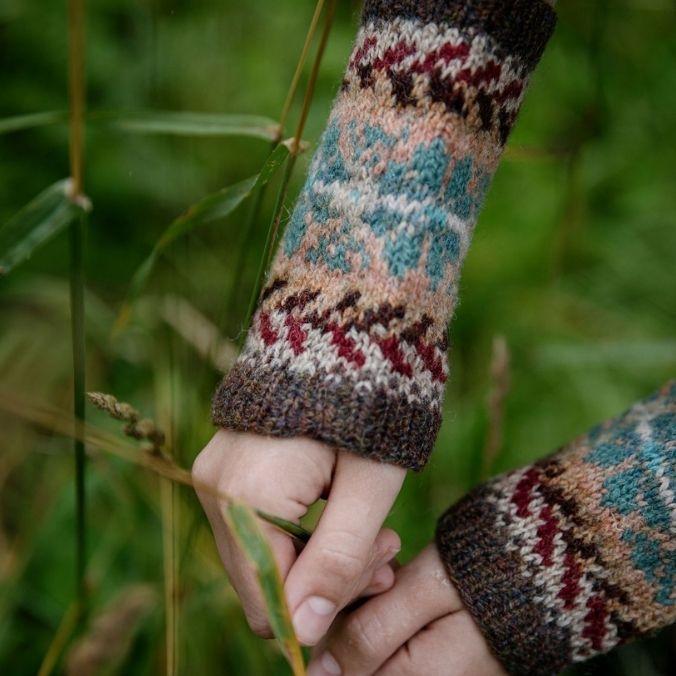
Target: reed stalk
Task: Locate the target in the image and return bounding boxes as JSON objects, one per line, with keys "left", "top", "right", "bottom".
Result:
{"left": 37, "top": 603, "right": 80, "bottom": 676}
{"left": 241, "top": 0, "right": 337, "bottom": 343}
{"left": 157, "top": 341, "right": 180, "bottom": 676}
{"left": 226, "top": 0, "right": 326, "bottom": 339}
{"left": 481, "top": 336, "right": 511, "bottom": 478}
{"left": 67, "top": 0, "right": 88, "bottom": 614}
{"left": 276, "top": 0, "right": 326, "bottom": 138}
{"left": 160, "top": 477, "right": 178, "bottom": 676}
{"left": 0, "top": 391, "right": 312, "bottom": 545}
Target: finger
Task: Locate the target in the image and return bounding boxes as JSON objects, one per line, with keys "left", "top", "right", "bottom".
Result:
{"left": 203, "top": 493, "right": 298, "bottom": 637}
{"left": 360, "top": 563, "right": 396, "bottom": 597}
{"left": 378, "top": 611, "right": 505, "bottom": 676}
{"left": 308, "top": 545, "right": 461, "bottom": 676}
{"left": 285, "top": 451, "right": 406, "bottom": 645}
{"left": 194, "top": 456, "right": 298, "bottom": 636}
{"left": 351, "top": 528, "right": 400, "bottom": 598}
{"left": 192, "top": 431, "right": 333, "bottom": 636}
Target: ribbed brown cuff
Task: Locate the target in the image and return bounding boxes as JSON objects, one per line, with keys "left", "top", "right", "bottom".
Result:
{"left": 435, "top": 485, "right": 571, "bottom": 675}
{"left": 212, "top": 363, "right": 441, "bottom": 470}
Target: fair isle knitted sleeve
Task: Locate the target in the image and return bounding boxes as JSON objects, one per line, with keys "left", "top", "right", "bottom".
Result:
{"left": 212, "top": 0, "right": 557, "bottom": 469}
{"left": 436, "top": 381, "right": 676, "bottom": 675}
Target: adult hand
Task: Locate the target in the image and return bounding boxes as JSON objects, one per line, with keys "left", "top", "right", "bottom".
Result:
{"left": 192, "top": 429, "right": 405, "bottom": 646}
{"left": 307, "top": 545, "right": 505, "bottom": 676}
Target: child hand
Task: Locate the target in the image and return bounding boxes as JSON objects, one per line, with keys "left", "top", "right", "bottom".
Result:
{"left": 307, "top": 545, "right": 505, "bottom": 676}
{"left": 192, "top": 429, "right": 405, "bottom": 645}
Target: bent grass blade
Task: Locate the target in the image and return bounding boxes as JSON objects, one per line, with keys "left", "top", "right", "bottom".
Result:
{"left": 96, "top": 111, "right": 280, "bottom": 141}
{"left": 114, "top": 143, "right": 290, "bottom": 332}
{"left": 0, "top": 110, "right": 280, "bottom": 142}
{"left": 223, "top": 502, "right": 306, "bottom": 675}
{"left": 0, "top": 110, "right": 67, "bottom": 135}
{"left": 0, "top": 179, "right": 88, "bottom": 276}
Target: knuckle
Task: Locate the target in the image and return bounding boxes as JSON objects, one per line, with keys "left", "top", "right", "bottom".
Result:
{"left": 316, "top": 538, "right": 366, "bottom": 587}
{"left": 386, "top": 645, "right": 416, "bottom": 676}
{"left": 191, "top": 449, "right": 217, "bottom": 492}
{"left": 343, "top": 610, "right": 384, "bottom": 659}
{"left": 218, "top": 463, "right": 268, "bottom": 503}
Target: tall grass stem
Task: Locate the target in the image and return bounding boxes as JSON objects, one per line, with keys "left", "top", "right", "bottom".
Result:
{"left": 68, "top": 0, "right": 85, "bottom": 197}
{"left": 241, "top": 0, "right": 337, "bottom": 340}
{"left": 480, "top": 336, "right": 510, "bottom": 478}
{"left": 277, "top": 0, "right": 326, "bottom": 137}
{"left": 226, "top": 0, "right": 326, "bottom": 338}
{"left": 69, "top": 211, "right": 87, "bottom": 606}
{"left": 37, "top": 602, "right": 80, "bottom": 676}
{"left": 288, "top": 0, "right": 337, "bottom": 158}
{"left": 160, "top": 478, "right": 178, "bottom": 676}
{"left": 67, "top": 0, "right": 88, "bottom": 613}
{"left": 156, "top": 333, "right": 179, "bottom": 676}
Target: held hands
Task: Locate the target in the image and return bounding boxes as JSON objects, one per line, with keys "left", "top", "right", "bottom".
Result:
{"left": 193, "top": 432, "right": 499, "bottom": 674}
{"left": 307, "top": 546, "right": 504, "bottom": 676}
{"left": 192, "top": 429, "right": 405, "bottom": 645}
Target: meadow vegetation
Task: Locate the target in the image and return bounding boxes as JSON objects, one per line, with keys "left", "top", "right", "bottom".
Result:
{"left": 0, "top": 0, "right": 674, "bottom": 673}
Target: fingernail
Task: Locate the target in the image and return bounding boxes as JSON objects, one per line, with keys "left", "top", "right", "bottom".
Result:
{"left": 372, "top": 564, "right": 395, "bottom": 588}
{"left": 386, "top": 544, "right": 401, "bottom": 559}
{"left": 308, "top": 651, "right": 342, "bottom": 676}
{"left": 292, "top": 596, "right": 336, "bottom": 645}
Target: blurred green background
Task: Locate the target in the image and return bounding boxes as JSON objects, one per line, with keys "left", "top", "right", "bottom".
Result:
{"left": 1, "top": 0, "right": 674, "bottom": 673}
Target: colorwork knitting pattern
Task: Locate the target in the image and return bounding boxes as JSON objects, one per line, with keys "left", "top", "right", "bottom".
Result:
{"left": 437, "top": 381, "right": 676, "bottom": 674}
{"left": 212, "top": 0, "right": 556, "bottom": 468}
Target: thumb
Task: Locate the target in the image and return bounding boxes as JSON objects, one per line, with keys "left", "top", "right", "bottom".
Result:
{"left": 284, "top": 451, "right": 406, "bottom": 645}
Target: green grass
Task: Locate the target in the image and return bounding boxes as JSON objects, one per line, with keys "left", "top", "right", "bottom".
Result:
{"left": 0, "top": 0, "right": 675, "bottom": 674}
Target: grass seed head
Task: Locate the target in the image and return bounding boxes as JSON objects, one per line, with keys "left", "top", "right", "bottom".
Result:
{"left": 87, "top": 392, "right": 139, "bottom": 422}
{"left": 88, "top": 391, "right": 166, "bottom": 453}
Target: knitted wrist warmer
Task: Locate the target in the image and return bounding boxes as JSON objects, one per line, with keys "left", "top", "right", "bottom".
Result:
{"left": 436, "top": 381, "right": 676, "bottom": 675}
{"left": 212, "top": 0, "right": 556, "bottom": 469}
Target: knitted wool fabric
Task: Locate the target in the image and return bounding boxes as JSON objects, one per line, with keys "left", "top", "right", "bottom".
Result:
{"left": 212, "top": 0, "right": 557, "bottom": 469}
{"left": 436, "top": 381, "right": 676, "bottom": 675}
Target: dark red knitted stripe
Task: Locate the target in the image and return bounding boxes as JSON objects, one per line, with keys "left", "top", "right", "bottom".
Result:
{"left": 436, "top": 485, "right": 573, "bottom": 675}
{"left": 346, "top": 52, "right": 526, "bottom": 144}
{"left": 362, "top": 0, "right": 556, "bottom": 70}
{"left": 258, "top": 280, "right": 448, "bottom": 384}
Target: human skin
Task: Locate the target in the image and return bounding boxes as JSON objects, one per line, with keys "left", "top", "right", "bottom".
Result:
{"left": 307, "top": 545, "right": 504, "bottom": 676}
{"left": 192, "top": 429, "right": 406, "bottom": 645}
{"left": 193, "top": 432, "right": 500, "bottom": 673}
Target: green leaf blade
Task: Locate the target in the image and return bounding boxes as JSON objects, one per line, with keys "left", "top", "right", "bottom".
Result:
{"left": 114, "top": 143, "right": 289, "bottom": 331}
{"left": 158, "top": 175, "right": 258, "bottom": 250}
{"left": 223, "top": 502, "right": 305, "bottom": 676}
{"left": 0, "top": 111, "right": 67, "bottom": 135}
{"left": 97, "top": 111, "right": 280, "bottom": 141}
{"left": 0, "top": 110, "right": 282, "bottom": 141}
{"left": 0, "top": 180, "right": 84, "bottom": 276}
{"left": 159, "top": 143, "right": 289, "bottom": 249}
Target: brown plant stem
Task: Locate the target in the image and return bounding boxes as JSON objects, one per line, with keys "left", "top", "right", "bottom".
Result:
{"left": 241, "top": 0, "right": 338, "bottom": 344}
{"left": 226, "top": 0, "right": 326, "bottom": 339}
{"left": 0, "top": 391, "right": 311, "bottom": 546}
{"left": 67, "top": 0, "right": 88, "bottom": 614}
{"left": 481, "top": 335, "right": 511, "bottom": 478}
